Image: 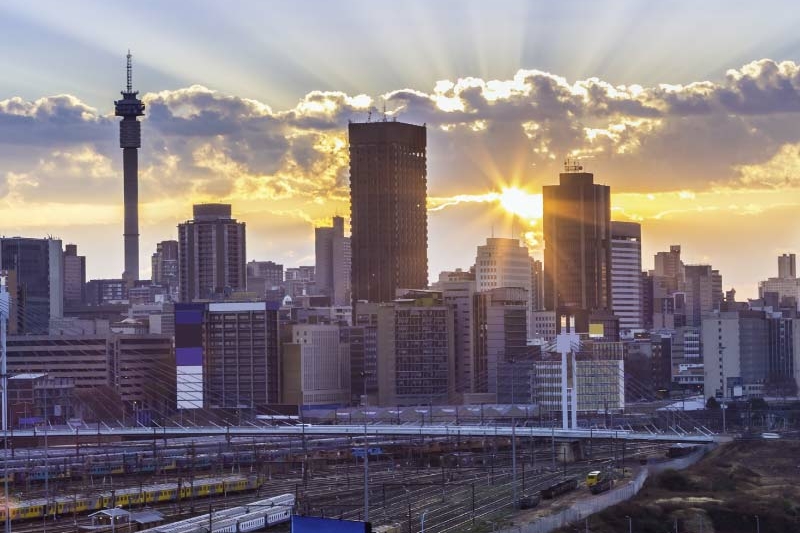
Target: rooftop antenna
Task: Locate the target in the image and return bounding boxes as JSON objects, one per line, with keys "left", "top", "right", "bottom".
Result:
{"left": 382, "top": 99, "right": 387, "bottom": 122}
{"left": 564, "top": 157, "right": 583, "bottom": 173}
{"left": 126, "top": 49, "right": 133, "bottom": 93}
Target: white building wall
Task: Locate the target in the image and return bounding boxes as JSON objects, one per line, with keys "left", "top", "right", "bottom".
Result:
{"left": 293, "top": 324, "right": 350, "bottom": 405}
{"left": 702, "top": 313, "right": 741, "bottom": 400}
{"left": 610, "top": 227, "right": 642, "bottom": 333}
{"left": 474, "top": 238, "right": 533, "bottom": 336}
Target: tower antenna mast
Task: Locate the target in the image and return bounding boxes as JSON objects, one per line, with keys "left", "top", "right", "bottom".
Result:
{"left": 126, "top": 50, "right": 133, "bottom": 93}
{"left": 115, "top": 50, "right": 145, "bottom": 283}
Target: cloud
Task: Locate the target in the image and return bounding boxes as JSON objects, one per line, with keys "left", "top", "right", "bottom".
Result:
{"left": 4, "top": 58, "right": 800, "bottom": 283}
{"left": 734, "top": 142, "right": 800, "bottom": 188}
{"left": 0, "top": 94, "right": 111, "bottom": 145}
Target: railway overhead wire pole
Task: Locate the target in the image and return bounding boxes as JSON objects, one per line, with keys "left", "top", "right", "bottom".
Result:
{"left": 1, "top": 276, "right": 9, "bottom": 533}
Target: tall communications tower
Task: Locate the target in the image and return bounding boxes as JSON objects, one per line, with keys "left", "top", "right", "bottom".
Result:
{"left": 115, "top": 50, "right": 145, "bottom": 283}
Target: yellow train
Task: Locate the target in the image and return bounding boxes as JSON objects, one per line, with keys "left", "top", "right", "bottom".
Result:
{"left": 0, "top": 475, "right": 259, "bottom": 522}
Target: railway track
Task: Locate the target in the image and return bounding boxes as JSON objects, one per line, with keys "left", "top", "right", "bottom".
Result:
{"left": 4, "top": 434, "right": 670, "bottom": 533}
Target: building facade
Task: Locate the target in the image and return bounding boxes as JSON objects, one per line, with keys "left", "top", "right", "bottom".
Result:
{"left": 0, "top": 237, "right": 64, "bottom": 334}
{"left": 63, "top": 244, "right": 86, "bottom": 307}
{"left": 610, "top": 221, "right": 643, "bottom": 334}
{"left": 779, "top": 253, "right": 796, "bottom": 279}
{"left": 178, "top": 204, "right": 246, "bottom": 302}
{"left": 682, "top": 265, "right": 723, "bottom": 328}
{"left": 473, "top": 287, "right": 529, "bottom": 398}
{"left": 282, "top": 324, "right": 351, "bottom": 408}
{"left": 315, "top": 216, "right": 352, "bottom": 306}
{"left": 86, "top": 278, "right": 128, "bottom": 305}
{"left": 441, "top": 280, "right": 477, "bottom": 395}
{"left": 474, "top": 237, "right": 533, "bottom": 335}
{"left": 703, "top": 310, "right": 770, "bottom": 399}
{"left": 151, "top": 240, "right": 179, "bottom": 299}
{"left": 534, "top": 357, "right": 625, "bottom": 414}
{"left": 246, "top": 260, "right": 284, "bottom": 300}
{"left": 542, "top": 165, "right": 612, "bottom": 314}
{"left": 349, "top": 121, "right": 428, "bottom": 304}
{"left": 174, "top": 301, "right": 281, "bottom": 410}
{"left": 376, "top": 294, "right": 454, "bottom": 406}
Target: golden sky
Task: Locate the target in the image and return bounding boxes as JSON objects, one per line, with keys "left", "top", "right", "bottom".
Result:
{"left": 2, "top": 59, "right": 800, "bottom": 298}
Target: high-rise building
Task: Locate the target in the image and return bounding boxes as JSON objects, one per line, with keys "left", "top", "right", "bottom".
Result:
{"left": 475, "top": 238, "right": 532, "bottom": 292}
{"left": 672, "top": 326, "right": 702, "bottom": 389}
{"left": 174, "top": 301, "right": 281, "bottom": 409}
{"left": 349, "top": 121, "right": 428, "bottom": 304}
{"left": 315, "top": 216, "right": 351, "bottom": 306}
{"left": 284, "top": 266, "right": 315, "bottom": 299}
{"left": 759, "top": 254, "right": 800, "bottom": 309}
{"left": 376, "top": 291, "right": 454, "bottom": 406}
{"left": 654, "top": 245, "right": 683, "bottom": 281}
{"left": 681, "top": 265, "right": 722, "bottom": 327}
{"left": 473, "top": 287, "right": 529, "bottom": 400}
{"left": 651, "top": 245, "right": 685, "bottom": 328}
{"left": 349, "top": 302, "right": 379, "bottom": 405}
{"left": 542, "top": 162, "right": 611, "bottom": 313}
{"left": 441, "top": 280, "right": 477, "bottom": 395}
{"left": 703, "top": 310, "right": 769, "bottom": 399}
{"left": 114, "top": 51, "right": 145, "bottom": 283}
{"left": 0, "top": 237, "right": 64, "bottom": 334}
{"left": 779, "top": 253, "right": 796, "bottom": 279}
{"left": 178, "top": 204, "right": 246, "bottom": 302}
{"left": 63, "top": 244, "right": 86, "bottom": 307}
{"left": 246, "top": 260, "right": 284, "bottom": 299}
{"left": 474, "top": 237, "right": 533, "bottom": 335}
{"left": 86, "top": 278, "right": 128, "bottom": 305}
{"left": 531, "top": 259, "right": 544, "bottom": 312}
{"left": 610, "top": 221, "right": 643, "bottom": 334}
{"left": 151, "top": 240, "right": 179, "bottom": 298}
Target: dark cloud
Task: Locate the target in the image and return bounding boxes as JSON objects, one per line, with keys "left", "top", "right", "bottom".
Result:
{"left": 0, "top": 95, "right": 111, "bottom": 145}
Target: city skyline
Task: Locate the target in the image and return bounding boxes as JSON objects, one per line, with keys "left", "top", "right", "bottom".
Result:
{"left": 2, "top": 1, "right": 800, "bottom": 297}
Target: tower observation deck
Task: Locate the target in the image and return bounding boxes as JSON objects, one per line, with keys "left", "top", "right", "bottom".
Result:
{"left": 114, "top": 50, "right": 145, "bottom": 283}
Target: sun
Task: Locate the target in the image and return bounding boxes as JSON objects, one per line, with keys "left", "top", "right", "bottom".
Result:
{"left": 498, "top": 187, "right": 542, "bottom": 221}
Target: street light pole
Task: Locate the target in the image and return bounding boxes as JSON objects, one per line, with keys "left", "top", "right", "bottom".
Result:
{"left": 1, "top": 277, "right": 9, "bottom": 533}
{"left": 421, "top": 510, "right": 428, "bottom": 533}
{"left": 361, "top": 371, "right": 369, "bottom": 523}
{"left": 626, "top": 515, "right": 632, "bottom": 533}
{"left": 755, "top": 515, "right": 760, "bottom": 533}
{"left": 509, "top": 357, "right": 517, "bottom": 509}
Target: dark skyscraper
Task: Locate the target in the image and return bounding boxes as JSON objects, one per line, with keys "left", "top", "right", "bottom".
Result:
{"left": 114, "top": 51, "right": 145, "bottom": 283}
{"left": 0, "top": 238, "right": 64, "bottom": 334}
{"left": 63, "top": 244, "right": 86, "bottom": 307}
{"left": 349, "top": 121, "right": 428, "bottom": 303}
{"left": 542, "top": 161, "right": 611, "bottom": 312}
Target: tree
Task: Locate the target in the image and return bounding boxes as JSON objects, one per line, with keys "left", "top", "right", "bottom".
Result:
{"left": 749, "top": 397, "right": 769, "bottom": 411}
{"left": 706, "top": 397, "right": 720, "bottom": 410}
